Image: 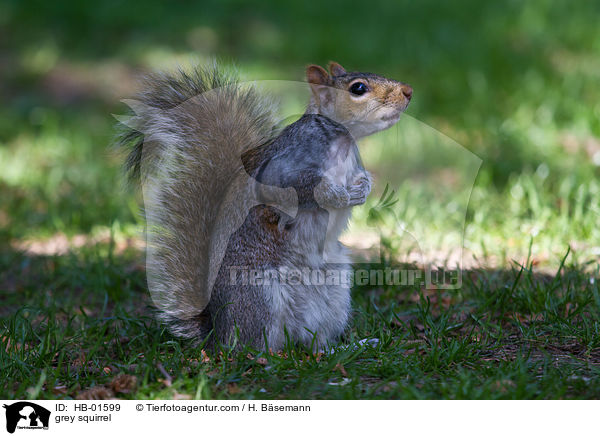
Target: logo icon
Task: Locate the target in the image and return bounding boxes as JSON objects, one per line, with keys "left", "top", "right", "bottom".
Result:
{"left": 3, "top": 402, "right": 50, "bottom": 433}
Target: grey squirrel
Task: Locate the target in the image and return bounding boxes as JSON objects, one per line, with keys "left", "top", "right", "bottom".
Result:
{"left": 119, "top": 61, "right": 412, "bottom": 351}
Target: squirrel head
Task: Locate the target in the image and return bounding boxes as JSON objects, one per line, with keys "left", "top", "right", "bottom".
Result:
{"left": 306, "top": 62, "right": 412, "bottom": 139}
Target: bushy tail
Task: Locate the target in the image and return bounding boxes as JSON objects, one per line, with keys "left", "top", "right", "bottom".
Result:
{"left": 117, "top": 64, "right": 276, "bottom": 340}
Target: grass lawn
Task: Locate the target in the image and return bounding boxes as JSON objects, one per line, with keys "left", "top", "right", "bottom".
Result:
{"left": 1, "top": 244, "right": 599, "bottom": 399}
{"left": 1, "top": 0, "right": 599, "bottom": 399}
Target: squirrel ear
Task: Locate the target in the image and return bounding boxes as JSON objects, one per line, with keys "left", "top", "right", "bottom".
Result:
{"left": 328, "top": 61, "right": 347, "bottom": 77}
{"left": 306, "top": 64, "right": 329, "bottom": 85}
{"left": 306, "top": 65, "right": 332, "bottom": 110}
{"left": 306, "top": 65, "right": 331, "bottom": 107}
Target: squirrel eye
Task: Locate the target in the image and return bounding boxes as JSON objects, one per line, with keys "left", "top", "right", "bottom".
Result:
{"left": 349, "top": 82, "right": 368, "bottom": 96}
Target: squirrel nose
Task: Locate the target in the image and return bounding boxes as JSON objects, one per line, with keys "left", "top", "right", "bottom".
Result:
{"left": 401, "top": 85, "right": 413, "bottom": 100}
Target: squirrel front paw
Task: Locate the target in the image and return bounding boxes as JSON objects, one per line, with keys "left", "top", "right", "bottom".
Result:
{"left": 313, "top": 178, "right": 350, "bottom": 209}
{"left": 314, "top": 179, "right": 351, "bottom": 209}
{"left": 347, "top": 174, "right": 371, "bottom": 206}
{"left": 314, "top": 172, "right": 371, "bottom": 209}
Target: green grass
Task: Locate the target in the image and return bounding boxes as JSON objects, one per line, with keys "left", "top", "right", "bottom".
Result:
{"left": 1, "top": 0, "right": 599, "bottom": 399}
{"left": 1, "top": 245, "right": 599, "bottom": 399}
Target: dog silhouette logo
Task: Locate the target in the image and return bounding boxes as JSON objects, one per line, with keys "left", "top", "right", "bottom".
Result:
{"left": 3, "top": 402, "right": 50, "bottom": 433}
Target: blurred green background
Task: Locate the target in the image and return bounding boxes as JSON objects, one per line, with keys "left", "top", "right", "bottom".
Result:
{"left": 0, "top": 0, "right": 599, "bottom": 267}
